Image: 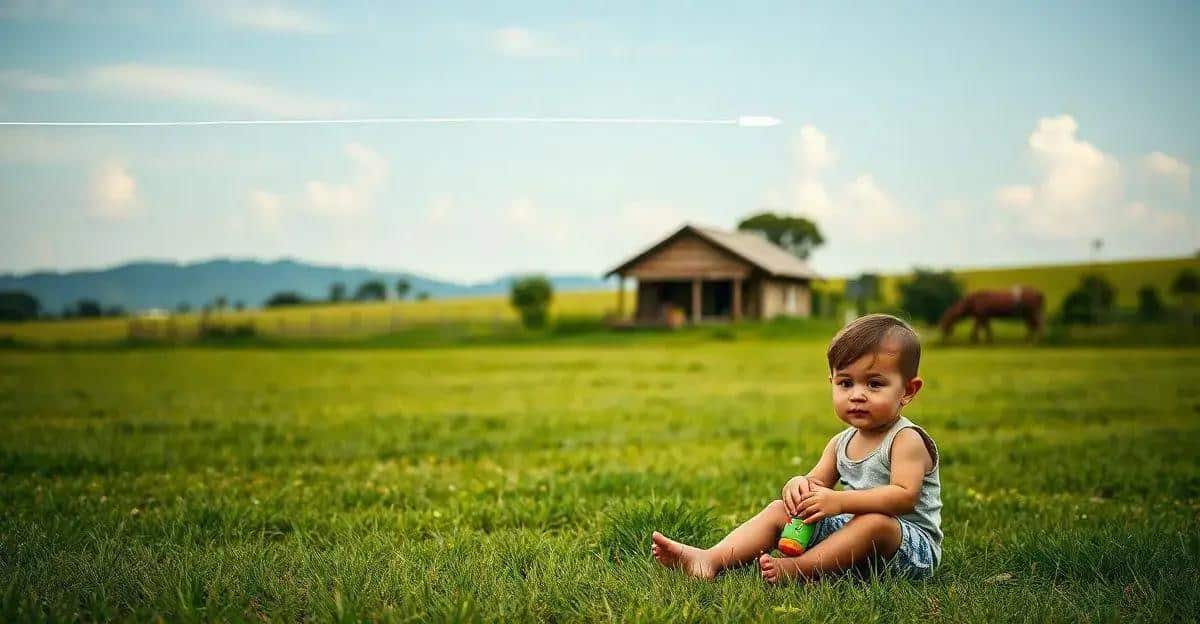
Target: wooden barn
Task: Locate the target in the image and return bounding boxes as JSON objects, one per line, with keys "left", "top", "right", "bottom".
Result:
{"left": 606, "top": 224, "right": 821, "bottom": 326}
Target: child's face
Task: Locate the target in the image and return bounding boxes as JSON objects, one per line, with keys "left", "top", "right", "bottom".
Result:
{"left": 829, "top": 340, "right": 923, "bottom": 432}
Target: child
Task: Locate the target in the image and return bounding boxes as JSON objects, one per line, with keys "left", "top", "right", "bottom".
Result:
{"left": 651, "top": 313, "right": 942, "bottom": 582}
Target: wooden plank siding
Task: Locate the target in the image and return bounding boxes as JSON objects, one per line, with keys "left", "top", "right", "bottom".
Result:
{"left": 622, "top": 233, "right": 752, "bottom": 280}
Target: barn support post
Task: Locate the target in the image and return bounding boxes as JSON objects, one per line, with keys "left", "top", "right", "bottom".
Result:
{"left": 733, "top": 278, "right": 742, "bottom": 322}
{"left": 616, "top": 275, "right": 625, "bottom": 319}
{"left": 691, "top": 278, "right": 701, "bottom": 324}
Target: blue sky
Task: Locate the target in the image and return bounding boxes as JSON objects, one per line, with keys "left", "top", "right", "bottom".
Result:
{"left": 0, "top": 1, "right": 1196, "bottom": 282}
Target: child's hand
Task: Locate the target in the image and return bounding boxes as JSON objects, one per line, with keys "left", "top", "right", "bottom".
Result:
{"left": 797, "top": 484, "right": 843, "bottom": 524}
{"left": 781, "top": 475, "right": 826, "bottom": 517}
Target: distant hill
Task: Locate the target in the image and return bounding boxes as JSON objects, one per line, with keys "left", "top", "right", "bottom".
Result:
{"left": 0, "top": 259, "right": 611, "bottom": 314}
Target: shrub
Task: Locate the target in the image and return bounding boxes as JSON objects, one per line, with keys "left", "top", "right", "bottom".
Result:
{"left": 898, "top": 269, "right": 963, "bottom": 325}
{"left": 353, "top": 280, "right": 387, "bottom": 301}
{"left": 510, "top": 275, "right": 553, "bottom": 329}
{"left": 845, "top": 273, "right": 882, "bottom": 312}
{"left": 1136, "top": 285, "right": 1165, "bottom": 322}
{"left": 1059, "top": 273, "right": 1116, "bottom": 325}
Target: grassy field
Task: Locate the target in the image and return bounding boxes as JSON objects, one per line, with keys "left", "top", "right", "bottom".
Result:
{"left": 818, "top": 255, "right": 1200, "bottom": 312}
{"left": 2, "top": 329, "right": 1198, "bottom": 621}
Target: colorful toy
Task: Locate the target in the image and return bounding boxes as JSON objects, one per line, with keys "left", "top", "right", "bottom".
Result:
{"left": 777, "top": 516, "right": 815, "bottom": 556}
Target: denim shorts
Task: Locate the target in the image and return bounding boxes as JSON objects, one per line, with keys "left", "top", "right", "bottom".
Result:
{"left": 808, "top": 513, "right": 939, "bottom": 579}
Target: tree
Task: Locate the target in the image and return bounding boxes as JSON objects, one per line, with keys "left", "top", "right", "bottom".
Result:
{"left": 354, "top": 280, "right": 387, "bottom": 301}
{"left": 265, "top": 291, "right": 307, "bottom": 307}
{"left": 76, "top": 299, "right": 102, "bottom": 318}
{"left": 416, "top": 291, "right": 430, "bottom": 302}
{"left": 898, "top": 270, "right": 963, "bottom": 325}
{"left": 736, "top": 212, "right": 825, "bottom": 260}
{"left": 1172, "top": 268, "right": 1200, "bottom": 323}
{"left": 0, "top": 291, "right": 40, "bottom": 321}
{"left": 1136, "top": 285, "right": 1165, "bottom": 322}
{"left": 329, "top": 282, "right": 347, "bottom": 303}
{"left": 176, "top": 302, "right": 192, "bottom": 314}
{"left": 213, "top": 295, "right": 228, "bottom": 311}
{"left": 395, "top": 278, "right": 411, "bottom": 300}
{"left": 510, "top": 275, "right": 553, "bottom": 329}
{"left": 1059, "top": 273, "right": 1116, "bottom": 324}
{"left": 104, "top": 305, "right": 126, "bottom": 317}
{"left": 1171, "top": 268, "right": 1199, "bottom": 300}
{"left": 233, "top": 300, "right": 245, "bottom": 312}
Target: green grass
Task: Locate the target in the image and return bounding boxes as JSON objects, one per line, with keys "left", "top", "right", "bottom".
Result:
{"left": 1, "top": 333, "right": 1198, "bottom": 621}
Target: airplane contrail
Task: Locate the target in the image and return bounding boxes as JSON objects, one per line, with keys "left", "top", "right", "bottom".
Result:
{"left": 0, "top": 115, "right": 781, "bottom": 127}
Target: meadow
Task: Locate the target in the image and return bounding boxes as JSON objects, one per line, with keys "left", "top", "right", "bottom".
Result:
{"left": 2, "top": 325, "right": 1198, "bottom": 622}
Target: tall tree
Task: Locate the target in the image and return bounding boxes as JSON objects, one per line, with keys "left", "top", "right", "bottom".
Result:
{"left": 329, "top": 282, "right": 347, "bottom": 303}
{"left": 395, "top": 278, "right": 412, "bottom": 300}
{"left": 736, "top": 212, "right": 825, "bottom": 259}
{"left": 0, "top": 291, "right": 40, "bottom": 321}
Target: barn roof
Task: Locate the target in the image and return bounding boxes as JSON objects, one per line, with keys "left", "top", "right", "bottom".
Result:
{"left": 605, "top": 223, "right": 821, "bottom": 280}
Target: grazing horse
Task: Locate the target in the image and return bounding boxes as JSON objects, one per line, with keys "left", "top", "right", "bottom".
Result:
{"left": 939, "top": 286, "right": 1045, "bottom": 343}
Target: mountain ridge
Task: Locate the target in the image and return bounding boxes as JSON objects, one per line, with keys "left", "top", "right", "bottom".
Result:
{"left": 0, "top": 258, "right": 610, "bottom": 313}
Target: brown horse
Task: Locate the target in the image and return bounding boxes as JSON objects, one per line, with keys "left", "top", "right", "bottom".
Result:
{"left": 939, "top": 286, "right": 1045, "bottom": 343}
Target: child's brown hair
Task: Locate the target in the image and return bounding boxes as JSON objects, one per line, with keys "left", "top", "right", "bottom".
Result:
{"left": 827, "top": 313, "right": 921, "bottom": 381}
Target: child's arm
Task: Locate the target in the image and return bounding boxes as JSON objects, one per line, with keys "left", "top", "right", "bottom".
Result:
{"left": 797, "top": 428, "right": 931, "bottom": 523}
{"left": 782, "top": 435, "right": 841, "bottom": 517}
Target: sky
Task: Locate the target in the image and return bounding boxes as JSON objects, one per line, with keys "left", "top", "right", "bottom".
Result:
{"left": 0, "top": 1, "right": 1197, "bottom": 283}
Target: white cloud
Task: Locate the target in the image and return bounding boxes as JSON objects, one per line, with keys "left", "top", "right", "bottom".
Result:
{"left": 1028, "top": 114, "right": 1121, "bottom": 210}
{"left": 86, "top": 63, "right": 345, "bottom": 117}
{"left": 503, "top": 196, "right": 569, "bottom": 245}
{"left": 1142, "top": 151, "right": 1191, "bottom": 195}
{"left": 0, "top": 68, "right": 68, "bottom": 91}
{"left": 996, "top": 114, "right": 1123, "bottom": 237}
{"left": 794, "top": 125, "right": 837, "bottom": 174}
{"left": 780, "top": 125, "right": 913, "bottom": 245}
{"left": 996, "top": 115, "right": 1195, "bottom": 244}
{"left": 493, "top": 27, "right": 575, "bottom": 58}
{"left": 505, "top": 196, "right": 537, "bottom": 225}
{"left": 305, "top": 143, "right": 387, "bottom": 217}
{"left": 793, "top": 178, "right": 836, "bottom": 221}
{"left": 248, "top": 190, "right": 283, "bottom": 231}
{"left": 88, "top": 161, "right": 138, "bottom": 220}
{"left": 205, "top": 2, "right": 333, "bottom": 34}
{"left": 995, "top": 184, "right": 1034, "bottom": 208}
{"left": 426, "top": 193, "right": 453, "bottom": 224}
{"left": 842, "top": 174, "right": 911, "bottom": 238}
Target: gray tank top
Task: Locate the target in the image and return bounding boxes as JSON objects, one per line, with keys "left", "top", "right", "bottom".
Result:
{"left": 835, "top": 415, "right": 943, "bottom": 563}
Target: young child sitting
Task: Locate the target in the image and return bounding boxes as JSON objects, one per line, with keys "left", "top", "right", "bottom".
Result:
{"left": 651, "top": 313, "right": 943, "bottom": 582}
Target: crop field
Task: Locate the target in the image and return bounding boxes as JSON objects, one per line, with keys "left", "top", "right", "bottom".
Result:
{"left": 2, "top": 330, "right": 1198, "bottom": 622}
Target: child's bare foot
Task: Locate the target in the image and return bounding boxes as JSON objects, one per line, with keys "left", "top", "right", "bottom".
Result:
{"left": 758, "top": 553, "right": 806, "bottom": 584}
{"left": 651, "top": 531, "right": 716, "bottom": 580}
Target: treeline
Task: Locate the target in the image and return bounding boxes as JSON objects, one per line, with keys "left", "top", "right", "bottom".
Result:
{"left": 264, "top": 279, "right": 430, "bottom": 308}
{"left": 0, "top": 293, "right": 130, "bottom": 322}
